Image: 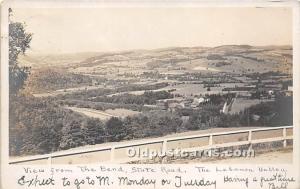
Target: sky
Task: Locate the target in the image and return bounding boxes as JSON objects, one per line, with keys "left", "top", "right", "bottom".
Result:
{"left": 12, "top": 7, "right": 292, "bottom": 54}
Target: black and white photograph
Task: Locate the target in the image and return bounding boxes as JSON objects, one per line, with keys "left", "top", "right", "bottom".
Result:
{"left": 1, "top": 2, "right": 300, "bottom": 189}
{"left": 5, "top": 5, "right": 295, "bottom": 165}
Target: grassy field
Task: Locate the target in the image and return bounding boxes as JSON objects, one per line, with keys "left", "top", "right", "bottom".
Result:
{"left": 66, "top": 106, "right": 140, "bottom": 120}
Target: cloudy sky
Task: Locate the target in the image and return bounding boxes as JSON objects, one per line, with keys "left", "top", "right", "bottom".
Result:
{"left": 12, "top": 7, "right": 292, "bottom": 54}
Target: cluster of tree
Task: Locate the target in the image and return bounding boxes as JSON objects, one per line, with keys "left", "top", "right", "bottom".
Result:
{"left": 10, "top": 95, "right": 71, "bottom": 155}
{"left": 203, "top": 83, "right": 221, "bottom": 88}
{"left": 9, "top": 97, "right": 180, "bottom": 155}
{"left": 91, "top": 91, "right": 173, "bottom": 105}
{"left": 246, "top": 71, "right": 289, "bottom": 80}
{"left": 239, "top": 96, "right": 293, "bottom": 126}
{"left": 167, "top": 73, "right": 238, "bottom": 83}
{"left": 146, "top": 57, "right": 189, "bottom": 69}
{"left": 26, "top": 68, "right": 99, "bottom": 93}
{"left": 202, "top": 93, "right": 236, "bottom": 105}
{"left": 60, "top": 99, "right": 148, "bottom": 112}
{"left": 222, "top": 86, "right": 254, "bottom": 92}
{"left": 207, "top": 54, "right": 226, "bottom": 60}
{"left": 116, "top": 82, "right": 169, "bottom": 92}
{"left": 58, "top": 83, "right": 169, "bottom": 100}
{"left": 8, "top": 94, "right": 223, "bottom": 156}
{"left": 140, "top": 71, "right": 163, "bottom": 79}
{"left": 57, "top": 88, "right": 113, "bottom": 100}
{"left": 10, "top": 94, "right": 292, "bottom": 156}
{"left": 10, "top": 95, "right": 123, "bottom": 155}
{"left": 123, "top": 111, "right": 185, "bottom": 139}
{"left": 214, "top": 62, "right": 232, "bottom": 67}
{"left": 9, "top": 9, "right": 32, "bottom": 95}
{"left": 234, "top": 54, "right": 265, "bottom": 63}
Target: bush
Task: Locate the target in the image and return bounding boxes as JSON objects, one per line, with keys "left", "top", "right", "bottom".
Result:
{"left": 105, "top": 117, "right": 127, "bottom": 142}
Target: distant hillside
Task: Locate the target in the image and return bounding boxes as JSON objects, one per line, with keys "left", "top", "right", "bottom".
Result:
{"left": 77, "top": 45, "right": 292, "bottom": 74}
{"left": 18, "top": 52, "right": 105, "bottom": 69}
{"left": 24, "top": 68, "right": 93, "bottom": 93}
{"left": 20, "top": 45, "right": 293, "bottom": 74}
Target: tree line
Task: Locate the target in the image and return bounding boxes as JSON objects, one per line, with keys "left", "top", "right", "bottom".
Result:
{"left": 10, "top": 94, "right": 292, "bottom": 156}
{"left": 91, "top": 90, "right": 173, "bottom": 105}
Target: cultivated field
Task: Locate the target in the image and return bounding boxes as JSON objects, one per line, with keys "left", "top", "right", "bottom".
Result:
{"left": 11, "top": 45, "right": 293, "bottom": 159}
{"left": 65, "top": 107, "right": 140, "bottom": 120}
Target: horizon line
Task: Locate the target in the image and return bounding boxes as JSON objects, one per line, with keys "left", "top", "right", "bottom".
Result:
{"left": 26, "top": 44, "right": 293, "bottom": 56}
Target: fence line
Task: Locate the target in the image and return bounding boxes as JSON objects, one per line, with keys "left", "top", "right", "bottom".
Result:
{"left": 9, "top": 126, "right": 293, "bottom": 164}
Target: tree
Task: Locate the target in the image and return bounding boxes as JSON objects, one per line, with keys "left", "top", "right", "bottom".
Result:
{"left": 83, "top": 118, "right": 105, "bottom": 145}
{"left": 105, "top": 117, "right": 127, "bottom": 142}
{"left": 186, "top": 114, "right": 202, "bottom": 130}
{"left": 9, "top": 121, "right": 26, "bottom": 156}
{"left": 59, "top": 120, "right": 85, "bottom": 150}
{"left": 9, "top": 8, "right": 32, "bottom": 95}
